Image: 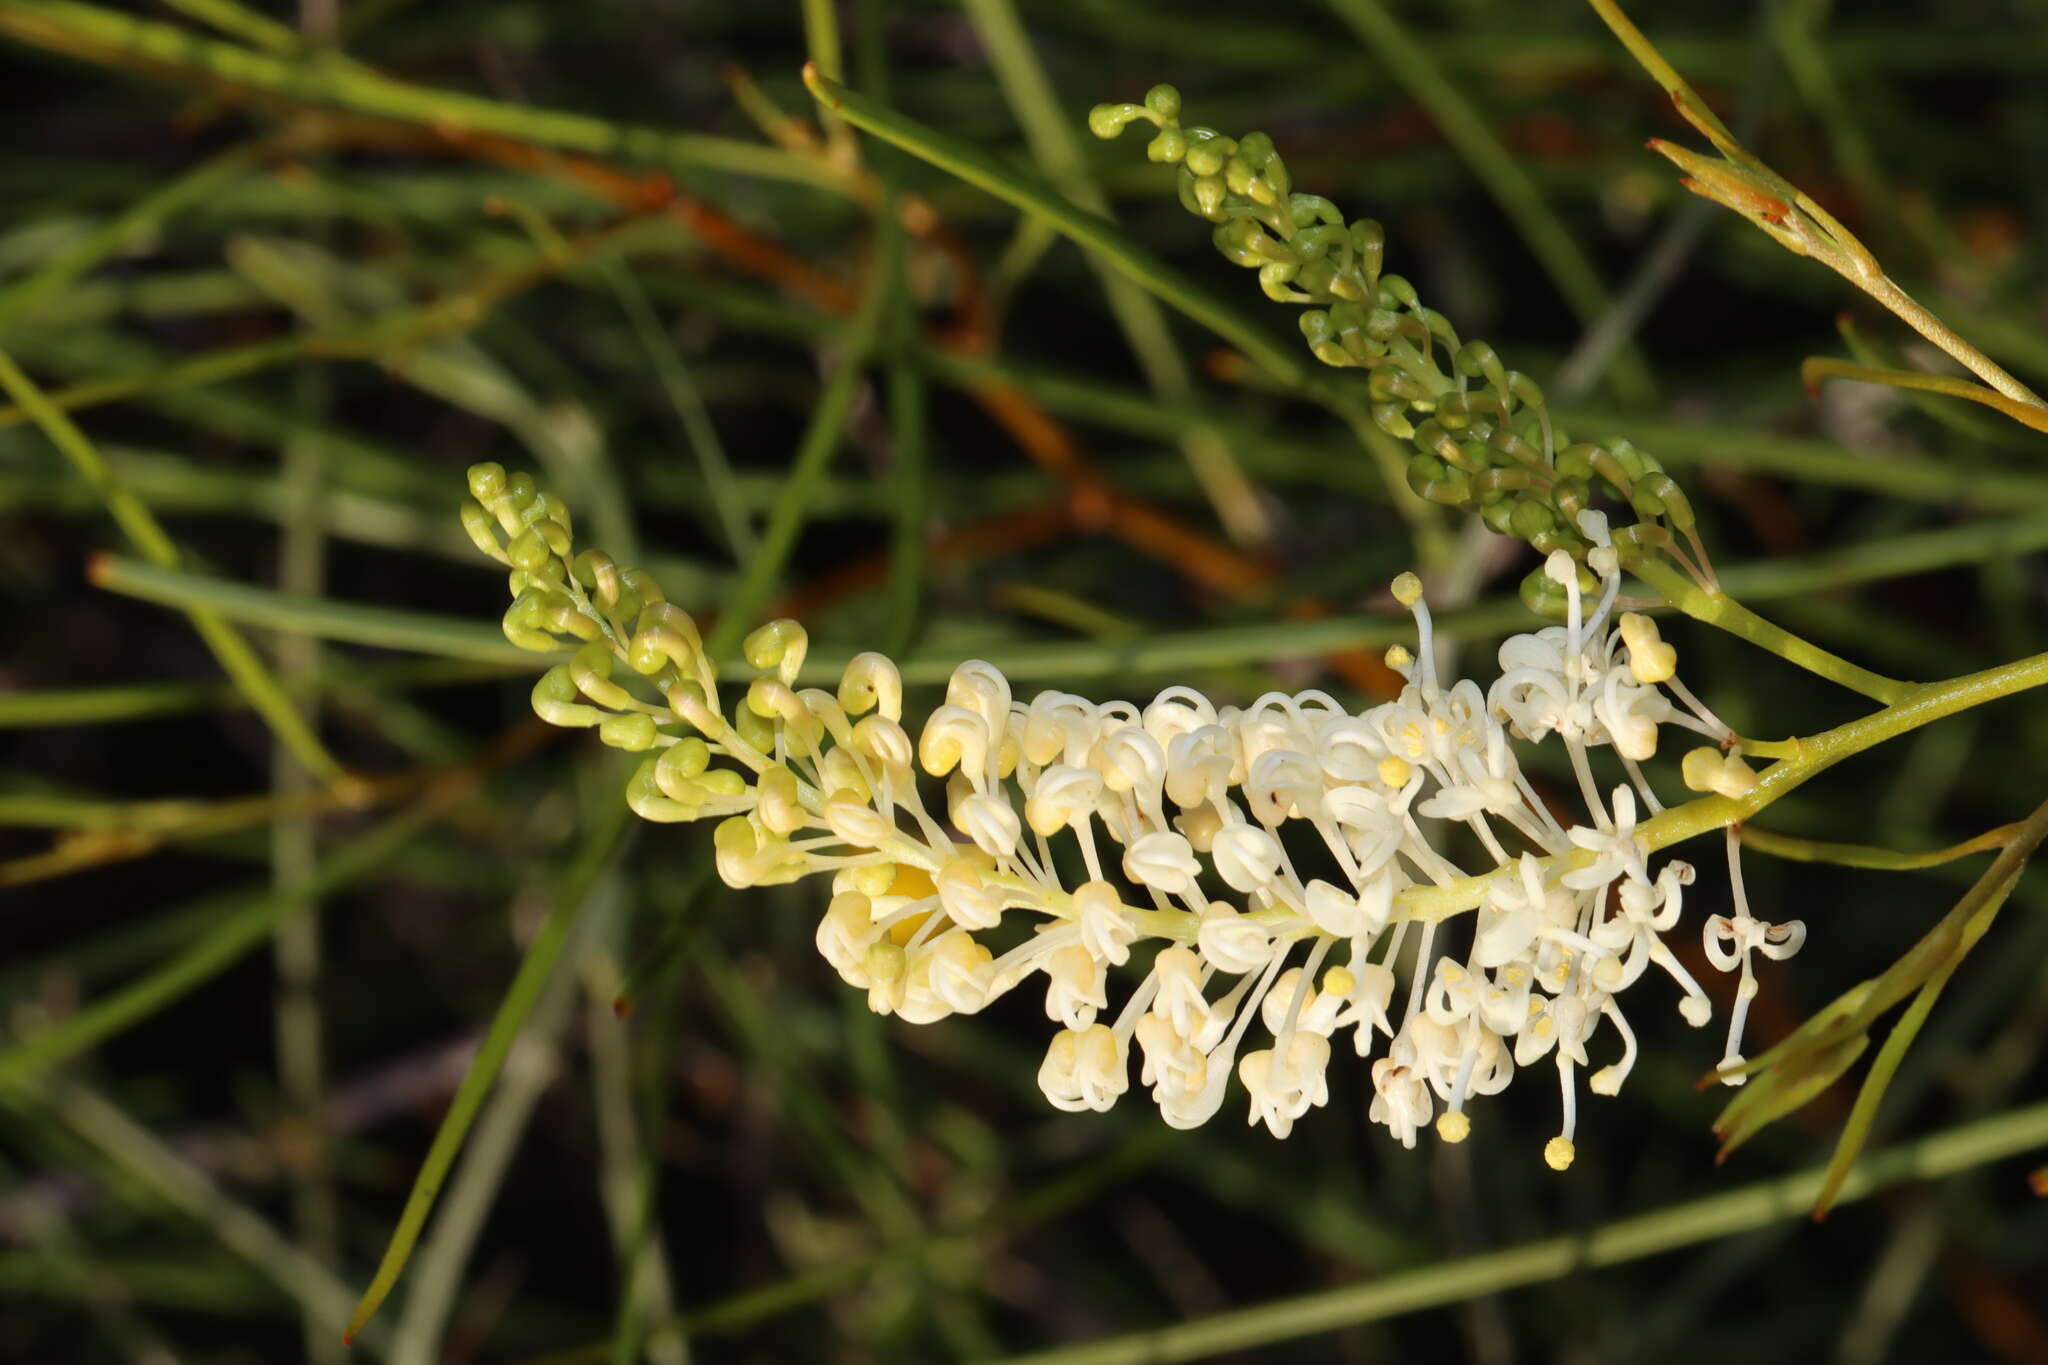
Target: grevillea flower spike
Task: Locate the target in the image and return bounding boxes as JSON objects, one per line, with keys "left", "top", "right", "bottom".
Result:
{"left": 463, "top": 465, "right": 1807, "bottom": 1168}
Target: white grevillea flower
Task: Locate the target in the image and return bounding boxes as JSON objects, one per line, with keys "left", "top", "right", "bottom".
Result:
{"left": 592, "top": 553, "right": 1810, "bottom": 1168}
{"left": 1040, "top": 1025, "right": 1128, "bottom": 1112}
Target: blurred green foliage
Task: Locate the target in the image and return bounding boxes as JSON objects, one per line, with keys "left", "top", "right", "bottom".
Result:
{"left": 2, "top": 1, "right": 2047, "bottom": 1363}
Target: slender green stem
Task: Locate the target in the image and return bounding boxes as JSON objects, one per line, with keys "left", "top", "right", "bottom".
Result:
{"left": 7, "top": 1079, "right": 379, "bottom": 1349}
{"left": 989, "top": 1098, "right": 2048, "bottom": 1365}
{"left": 964, "top": 0, "right": 1267, "bottom": 542}
{"left": 1741, "top": 821, "right": 2021, "bottom": 871}
{"left": 92, "top": 535, "right": 2048, "bottom": 691}
{"left": 0, "top": 140, "right": 265, "bottom": 326}
{"left": 880, "top": 210, "right": 928, "bottom": 660}
{"left": 703, "top": 249, "right": 892, "bottom": 660}
{"left": 800, "top": 66, "right": 1311, "bottom": 392}
{"left": 274, "top": 356, "right": 343, "bottom": 1365}
{"left": 798, "top": 65, "right": 1447, "bottom": 555}
{"left": 0, "top": 659, "right": 523, "bottom": 729}
{"left": 1324, "top": 0, "right": 1652, "bottom": 405}
{"left": 1812, "top": 853, "right": 2025, "bottom": 1217}
{"left": 345, "top": 798, "right": 631, "bottom": 1343}
{"left": 157, "top": 0, "right": 299, "bottom": 53}
{"left": 0, "top": 781, "right": 475, "bottom": 1089}
{"left": 1801, "top": 357, "right": 2048, "bottom": 435}
{"left": 90, "top": 554, "right": 537, "bottom": 663}
{"left": 598, "top": 254, "right": 754, "bottom": 560}
{"left": 1587, "top": 0, "right": 2046, "bottom": 412}
{"left": 0, "top": 218, "right": 646, "bottom": 436}
{"left": 578, "top": 940, "right": 687, "bottom": 1365}
{"left": 0, "top": 0, "right": 839, "bottom": 191}
{"left": 0, "top": 344, "right": 348, "bottom": 785}
{"left": 1634, "top": 557, "right": 1913, "bottom": 704}
{"left": 385, "top": 861, "right": 612, "bottom": 1365}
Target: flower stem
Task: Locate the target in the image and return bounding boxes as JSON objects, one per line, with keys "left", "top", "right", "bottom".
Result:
{"left": 987, "top": 1096, "right": 2048, "bottom": 1365}
{"left": 1633, "top": 557, "right": 1913, "bottom": 704}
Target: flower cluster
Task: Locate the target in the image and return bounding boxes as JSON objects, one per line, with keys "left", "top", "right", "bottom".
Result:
{"left": 466, "top": 466, "right": 1807, "bottom": 1166}
{"left": 1088, "top": 84, "right": 1714, "bottom": 613}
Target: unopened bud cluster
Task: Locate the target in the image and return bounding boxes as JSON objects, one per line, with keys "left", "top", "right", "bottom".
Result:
{"left": 1088, "top": 85, "right": 1713, "bottom": 613}
{"left": 466, "top": 469, "right": 1808, "bottom": 1164}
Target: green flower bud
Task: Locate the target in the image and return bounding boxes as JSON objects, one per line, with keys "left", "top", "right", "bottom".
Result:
{"left": 532, "top": 665, "right": 604, "bottom": 728}
{"left": 1299, "top": 310, "right": 1354, "bottom": 368}
{"left": 733, "top": 698, "right": 776, "bottom": 752}
{"left": 1405, "top": 454, "right": 1471, "bottom": 507}
{"left": 1257, "top": 261, "right": 1306, "bottom": 301}
{"left": 1454, "top": 340, "right": 1507, "bottom": 392}
{"left": 630, "top": 601, "right": 705, "bottom": 677}
{"left": 1087, "top": 102, "right": 1147, "bottom": 140}
{"left": 1182, "top": 128, "right": 1235, "bottom": 178}
{"left": 627, "top": 758, "right": 699, "bottom": 823}
{"left": 1143, "top": 84, "right": 1181, "bottom": 120}
{"left": 502, "top": 591, "right": 563, "bottom": 653}
{"left": 467, "top": 461, "right": 508, "bottom": 504}
{"left": 1349, "top": 219, "right": 1385, "bottom": 291}
{"left": 1551, "top": 477, "right": 1591, "bottom": 523}
{"left": 1555, "top": 443, "right": 1600, "bottom": 482}
{"left": 1633, "top": 473, "right": 1696, "bottom": 531}
{"left": 1413, "top": 306, "right": 1460, "bottom": 353}
{"left": 658, "top": 736, "right": 711, "bottom": 789}
{"left": 1224, "top": 152, "right": 1258, "bottom": 199}
{"left": 536, "top": 596, "right": 603, "bottom": 643}
{"left": 1368, "top": 367, "right": 1431, "bottom": 406}
{"left": 744, "top": 618, "right": 809, "bottom": 685}
{"left": 1376, "top": 273, "right": 1420, "bottom": 311}
{"left": 1611, "top": 522, "right": 1672, "bottom": 568}
{"left": 1147, "top": 126, "right": 1188, "bottom": 163}
{"left": 1289, "top": 195, "right": 1343, "bottom": 229}
{"left": 1290, "top": 256, "right": 1340, "bottom": 299}
{"left": 599, "top": 713, "right": 658, "bottom": 751}
{"left": 1487, "top": 427, "right": 1542, "bottom": 468}
{"left": 571, "top": 640, "right": 636, "bottom": 710}
{"left": 574, "top": 548, "right": 620, "bottom": 603}
{"left": 1326, "top": 302, "right": 1382, "bottom": 362}
{"left": 1508, "top": 498, "right": 1558, "bottom": 544}
{"left": 461, "top": 502, "right": 509, "bottom": 564}
{"left": 508, "top": 527, "right": 555, "bottom": 575}
{"left": 1410, "top": 420, "right": 1463, "bottom": 468}
{"left": 699, "top": 768, "right": 747, "bottom": 799}
{"left": 1372, "top": 401, "right": 1415, "bottom": 440}
{"left": 1212, "top": 218, "right": 1276, "bottom": 268}
{"left": 1519, "top": 566, "right": 1571, "bottom": 620}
